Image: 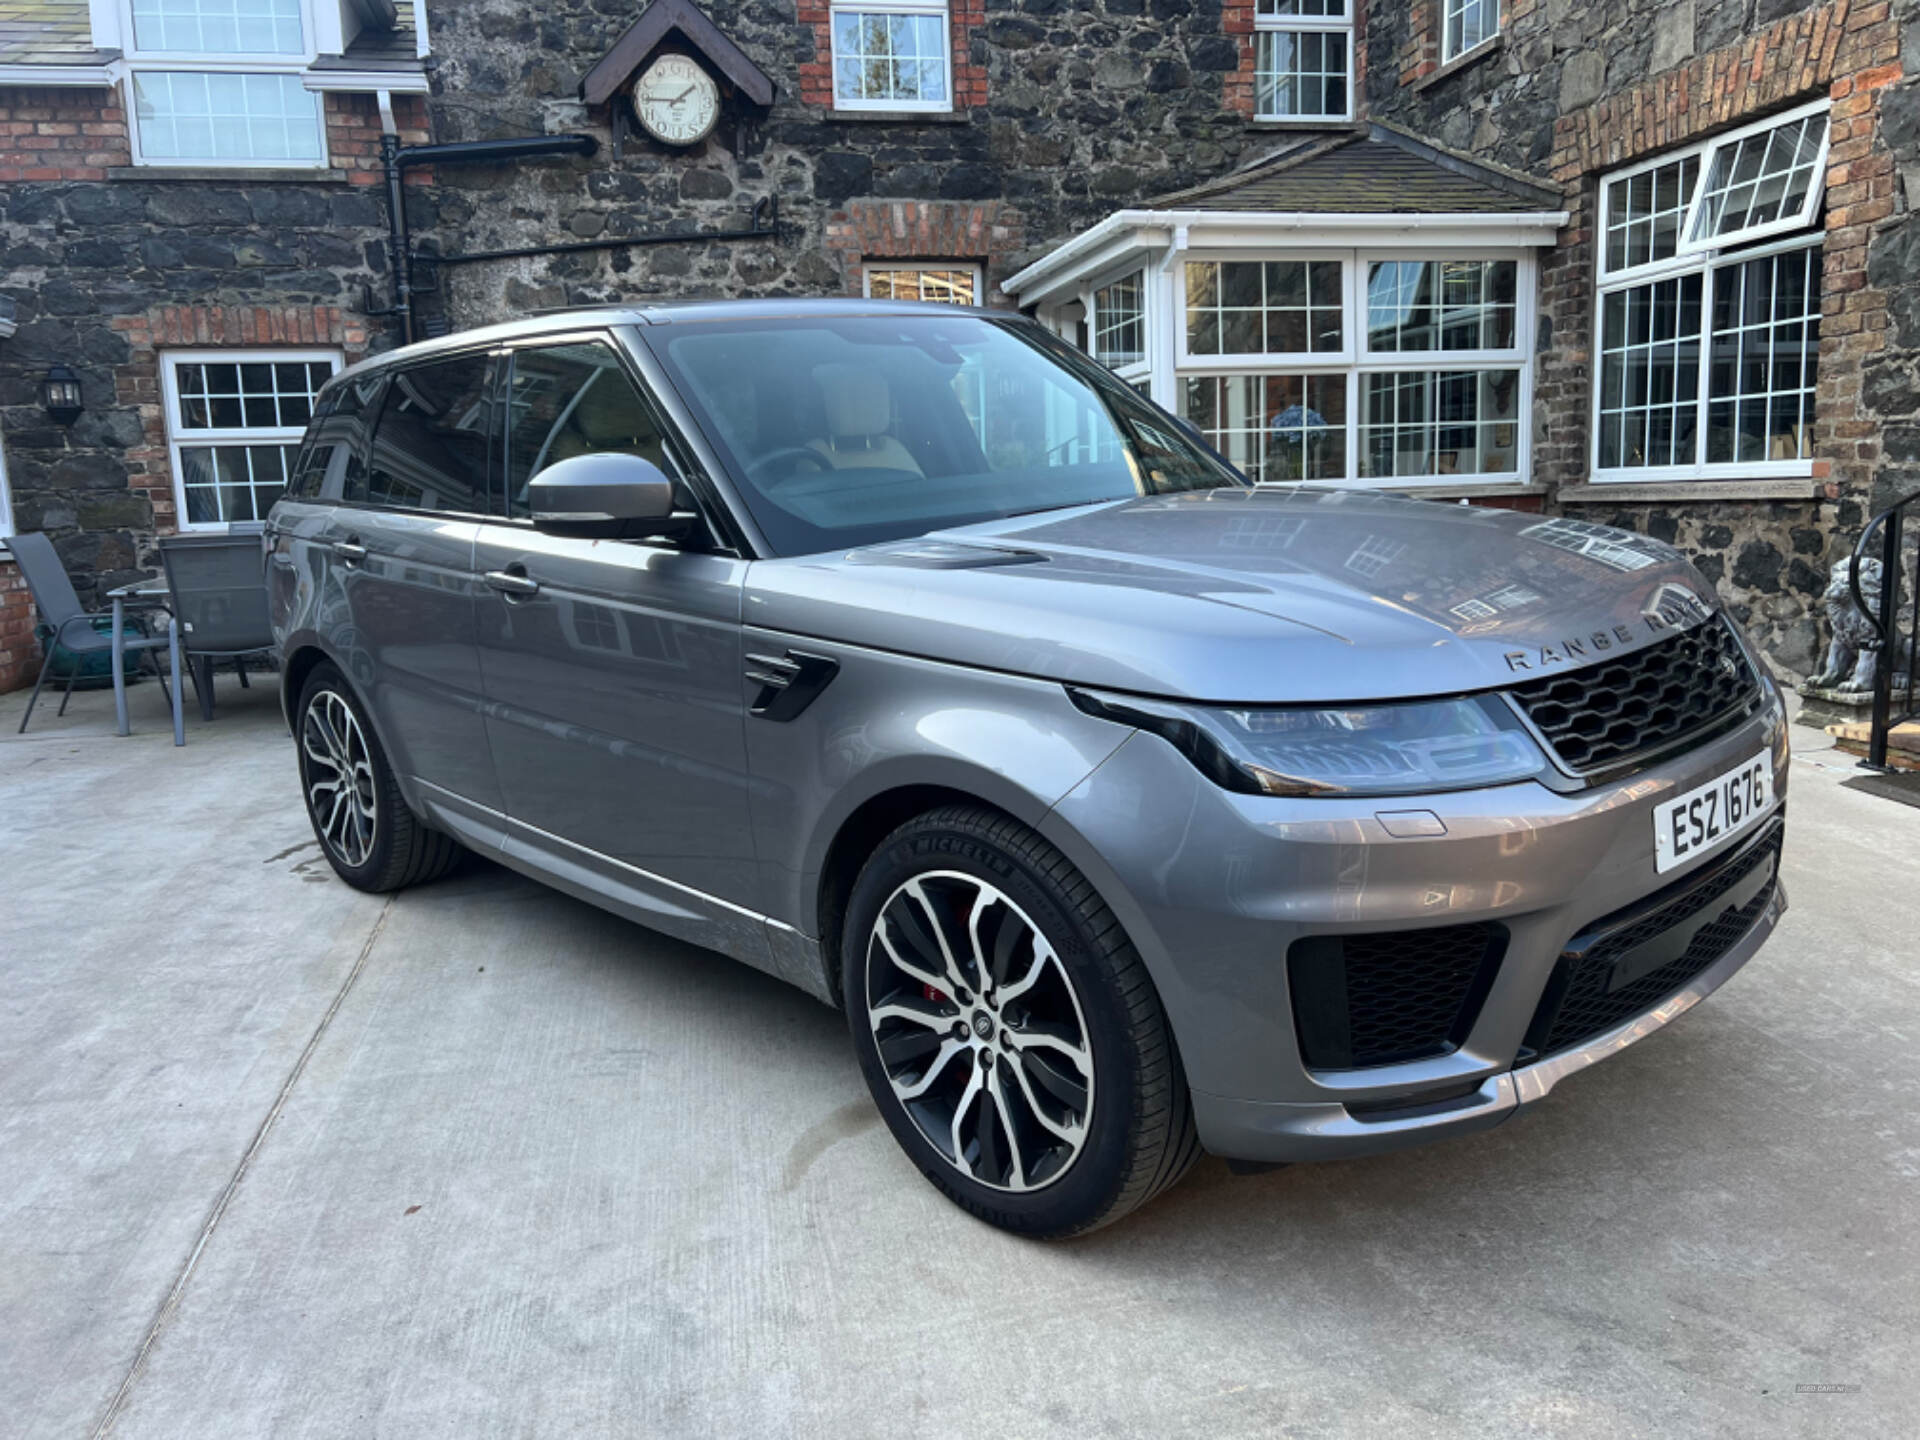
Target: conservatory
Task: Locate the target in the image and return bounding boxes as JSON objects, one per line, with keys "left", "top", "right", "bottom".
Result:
{"left": 1005, "top": 127, "right": 1569, "bottom": 493}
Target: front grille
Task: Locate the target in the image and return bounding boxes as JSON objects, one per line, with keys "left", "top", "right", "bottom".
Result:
{"left": 1523, "top": 818, "right": 1783, "bottom": 1060}
{"left": 1507, "top": 616, "right": 1761, "bottom": 776}
{"left": 1289, "top": 923, "right": 1506, "bottom": 1070}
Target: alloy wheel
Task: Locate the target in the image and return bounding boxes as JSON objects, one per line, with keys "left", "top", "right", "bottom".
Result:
{"left": 302, "top": 690, "right": 379, "bottom": 869}
{"left": 865, "top": 871, "right": 1095, "bottom": 1192}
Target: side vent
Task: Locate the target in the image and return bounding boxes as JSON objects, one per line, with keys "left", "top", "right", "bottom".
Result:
{"left": 745, "top": 650, "right": 839, "bottom": 722}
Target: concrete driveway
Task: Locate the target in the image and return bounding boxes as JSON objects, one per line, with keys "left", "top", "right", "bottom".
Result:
{"left": 3, "top": 674, "right": 1916, "bottom": 1439}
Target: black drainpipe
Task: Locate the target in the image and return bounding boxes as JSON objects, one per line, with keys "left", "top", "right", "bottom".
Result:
{"left": 377, "top": 132, "right": 601, "bottom": 345}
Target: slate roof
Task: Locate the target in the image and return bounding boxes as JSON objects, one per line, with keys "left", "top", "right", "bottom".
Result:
{"left": 0, "top": 0, "right": 111, "bottom": 66}
{"left": 1144, "top": 126, "right": 1565, "bottom": 216}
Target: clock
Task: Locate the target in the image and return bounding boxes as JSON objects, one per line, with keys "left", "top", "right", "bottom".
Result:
{"left": 632, "top": 55, "right": 720, "bottom": 147}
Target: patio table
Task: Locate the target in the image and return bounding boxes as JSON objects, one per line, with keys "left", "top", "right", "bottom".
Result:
{"left": 104, "top": 580, "right": 185, "bottom": 746}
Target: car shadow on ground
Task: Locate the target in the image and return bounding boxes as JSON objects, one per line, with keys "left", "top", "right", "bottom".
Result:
{"left": 391, "top": 848, "right": 1809, "bottom": 1280}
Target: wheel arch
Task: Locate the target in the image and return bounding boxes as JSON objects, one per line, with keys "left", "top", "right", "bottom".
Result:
{"left": 279, "top": 642, "right": 332, "bottom": 731}
{"left": 814, "top": 781, "right": 1029, "bottom": 1009}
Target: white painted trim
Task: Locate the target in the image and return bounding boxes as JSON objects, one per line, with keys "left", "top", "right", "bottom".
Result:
{"left": 412, "top": 0, "right": 429, "bottom": 57}
{"left": 159, "top": 348, "right": 341, "bottom": 531}
{"left": 1004, "top": 209, "right": 1568, "bottom": 303}
{"left": 312, "top": 0, "right": 346, "bottom": 58}
{"left": 302, "top": 69, "right": 428, "bottom": 92}
{"left": 87, "top": 0, "right": 123, "bottom": 49}
{"left": 0, "top": 64, "right": 117, "bottom": 86}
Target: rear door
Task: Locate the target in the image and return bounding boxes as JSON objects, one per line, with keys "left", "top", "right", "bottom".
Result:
{"left": 471, "top": 335, "right": 761, "bottom": 919}
{"left": 324, "top": 349, "right": 504, "bottom": 814}
{"left": 268, "top": 368, "right": 382, "bottom": 656}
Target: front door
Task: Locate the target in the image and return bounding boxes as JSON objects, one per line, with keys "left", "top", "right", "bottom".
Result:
{"left": 471, "top": 337, "right": 761, "bottom": 929}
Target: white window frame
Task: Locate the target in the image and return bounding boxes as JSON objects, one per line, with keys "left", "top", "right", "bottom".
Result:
{"left": 861, "top": 262, "right": 981, "bottom": 303}
{"left": 828, "top": 0, "right": 953, "bottom": 114}
{"left": 1441, "top": 0, "right": 1501, "bottom": 66}
{"left": 1086, "top": 266, "right": 1151, "bottom": 388}
{"left": 1253, "top": 0, "right": 1353, "bottom": 124}
{"left": 121, "top": 0, "right": 326, "bottom": 169}
{"left": 1171, "top": 247, "right": 1534, "bottom": 489}
{"left": 161, "top": 348, "right": 342, "bottom": 530}
{"left": 123, "top": 0, "right": 311, "bottom": 60}
{"left": 1590, "top": 105, "right": 1829, "bottom": 484}
{"left": 1676, "top": 99, "right": 1831, "bottom": 258}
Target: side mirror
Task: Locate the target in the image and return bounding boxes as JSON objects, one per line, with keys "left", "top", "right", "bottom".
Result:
{"left": 528, "top": 452, "right": 690, "bottom": 539}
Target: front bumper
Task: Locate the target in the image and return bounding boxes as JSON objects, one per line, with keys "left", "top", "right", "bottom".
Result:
{"left": 1188, "top": 870, "right": 1785, "bottom": 1162}
{"left": 1038, "top": 685, "right": 1790, "bottom": 1164}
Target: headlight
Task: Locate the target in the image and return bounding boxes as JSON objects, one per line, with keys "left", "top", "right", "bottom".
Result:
{"left": 1068, "top": 688, "right": 1548, "bottom": 797}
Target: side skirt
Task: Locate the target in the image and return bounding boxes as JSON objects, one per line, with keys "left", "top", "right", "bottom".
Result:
{"left": 412, "top": 779, "right": 837, "bottom": 1006}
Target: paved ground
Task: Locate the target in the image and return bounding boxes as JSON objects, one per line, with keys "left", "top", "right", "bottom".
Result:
{"left": 3, "top": 671, "right": 1917, "bottom": 1439}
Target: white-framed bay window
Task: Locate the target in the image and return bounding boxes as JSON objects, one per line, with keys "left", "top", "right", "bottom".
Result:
{"left": 124, "top": 0, "right": 326, "bottom": 167}
{"left": 1090, "top": 269, "right": 1149, "bottom": 388}
{"left": 1175, "top": 251, "right": 1532, "bottom": 486}
{"left": 161, "top": 350, "right": 340, "bottom": 527}
{"left": 830, "top": 0, "right": 952, "bottom": 112}
{"left": 1255, "top": 0, "right": 1351, "bottom": 122}
{"left": 1592, "top": 99, "right": 1830, "bottom": 481}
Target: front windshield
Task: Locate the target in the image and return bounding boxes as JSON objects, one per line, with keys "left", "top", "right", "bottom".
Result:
{"left": 648, "top": 313, "right": 1245, "bottom": 556}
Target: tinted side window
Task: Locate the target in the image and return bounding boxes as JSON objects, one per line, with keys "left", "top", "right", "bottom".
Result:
{"left": 362, "top": 353, "right": 496, "bottom": 515}
{"left": 503, "top": 342, "right": 676, "bottom": 518}
{"left": 290, "top": 373, "right": 382, "bottom": 502}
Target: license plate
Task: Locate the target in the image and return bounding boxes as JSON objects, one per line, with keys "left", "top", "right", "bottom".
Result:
{"left": 1653, "top": 752, "right": 1774, "bottom": 874}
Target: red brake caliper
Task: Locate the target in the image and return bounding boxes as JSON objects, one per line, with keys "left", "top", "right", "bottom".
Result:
{"left": 923, "top": 983, "right": 948, "bottom": 1005}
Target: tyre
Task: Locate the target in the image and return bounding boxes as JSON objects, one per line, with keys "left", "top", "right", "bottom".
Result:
{"left": 295, "top": 662, "right": 461, "bottom": 893}
{"left": 842, "top": 805, "right": 1200, "bottom": 1237}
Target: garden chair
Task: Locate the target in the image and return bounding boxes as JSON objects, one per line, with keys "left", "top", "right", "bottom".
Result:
{"left": 12, "top": 532, "right": 174, "bottom": 734}
{"left": 158, "top": 533, "right": 277, "bottom": 722}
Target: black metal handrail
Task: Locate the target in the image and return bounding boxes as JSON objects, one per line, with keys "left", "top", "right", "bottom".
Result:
{"left": 1849, "top": 491, "right": 1920, "bottom": 770}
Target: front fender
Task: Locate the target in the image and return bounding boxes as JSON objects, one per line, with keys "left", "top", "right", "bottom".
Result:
{"left": 741, "top": 631, "right": 1132, "bottom": 936}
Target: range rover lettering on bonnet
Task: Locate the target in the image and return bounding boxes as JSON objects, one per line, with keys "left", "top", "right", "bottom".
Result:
{"left": 1502, "top": 589, "right": 1713, "bottom": 672}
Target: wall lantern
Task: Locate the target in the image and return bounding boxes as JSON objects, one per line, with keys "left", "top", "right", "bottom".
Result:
{"left": 41, "top": 365, "right": 83, "bottom": 426}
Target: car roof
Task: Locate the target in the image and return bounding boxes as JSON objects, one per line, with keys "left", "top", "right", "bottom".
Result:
{"left": 327, "top": 298, "right": 1017, "bottom": 387}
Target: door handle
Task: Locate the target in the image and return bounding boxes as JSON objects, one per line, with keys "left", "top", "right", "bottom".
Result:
{"left": 332, "top": 539, "right": 367, "bottom": 565}
{"left": 484, "top": 568, "right": 540, "bottom": 599}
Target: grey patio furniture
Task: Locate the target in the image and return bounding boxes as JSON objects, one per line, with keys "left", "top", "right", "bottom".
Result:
{"left": 12, "top": 532, "right": 180, "bottom": 739}
{"left": 158, "top": 533, "right": 277, "bottom": 723}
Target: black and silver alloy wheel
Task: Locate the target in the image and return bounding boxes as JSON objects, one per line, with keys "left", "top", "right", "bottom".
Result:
{"left": 843, "top": 805, "right": 1200, "bottom": 1237}
{"left": 293, "top": 662, "right": 462, "bottom": 893}
{"left": 866, "top": 872, "right": 1095, "bottom": 1192}
{"left": 301, "top": 689, "right": 378, "bottom": 869}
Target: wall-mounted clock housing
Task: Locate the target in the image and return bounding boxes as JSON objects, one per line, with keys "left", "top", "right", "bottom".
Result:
{"left": 633, "top": 54, "right": 720, "bottom": 147}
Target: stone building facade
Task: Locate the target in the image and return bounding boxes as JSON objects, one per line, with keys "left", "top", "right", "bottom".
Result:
{"left": 3, "top": 0, "right": 1917, "bottom": 690}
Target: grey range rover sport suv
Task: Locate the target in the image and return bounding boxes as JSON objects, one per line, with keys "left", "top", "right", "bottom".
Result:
{"left": 268, "top": 299, "right": 1789, "bottom": 1236}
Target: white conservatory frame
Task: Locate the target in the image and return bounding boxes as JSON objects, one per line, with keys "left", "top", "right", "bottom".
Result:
{"left": 1007, "top": 207, "right": 1567, "bottom": 490}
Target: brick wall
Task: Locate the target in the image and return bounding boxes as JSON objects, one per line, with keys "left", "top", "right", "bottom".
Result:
{"left": 822, "top": 199, "right": 1025, "bottom": 298}
{"left": 0, "top": 559, "right": 34, "bottom": 694}
{"left": 322, "top": 92, "right": 432, "bottom": 184}
{"left": 1538, "top": 0, "right": 1902, "bottom": 496}
{"left": 0, "top": 85, "right": 129, "bottom": 182}
{"left": 795, "top": 0, "right": 988, "bottom": 111}
{"left": 1222, "top": 0, "right": 1256, "bottom": 117}
{"left": 107, "top": 305, "right": 371, "bottom": 539}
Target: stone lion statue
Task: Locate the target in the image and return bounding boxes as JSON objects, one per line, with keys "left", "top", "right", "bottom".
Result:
{"left": 1808, "top": 556, "right": 1891, "bottom": 693}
